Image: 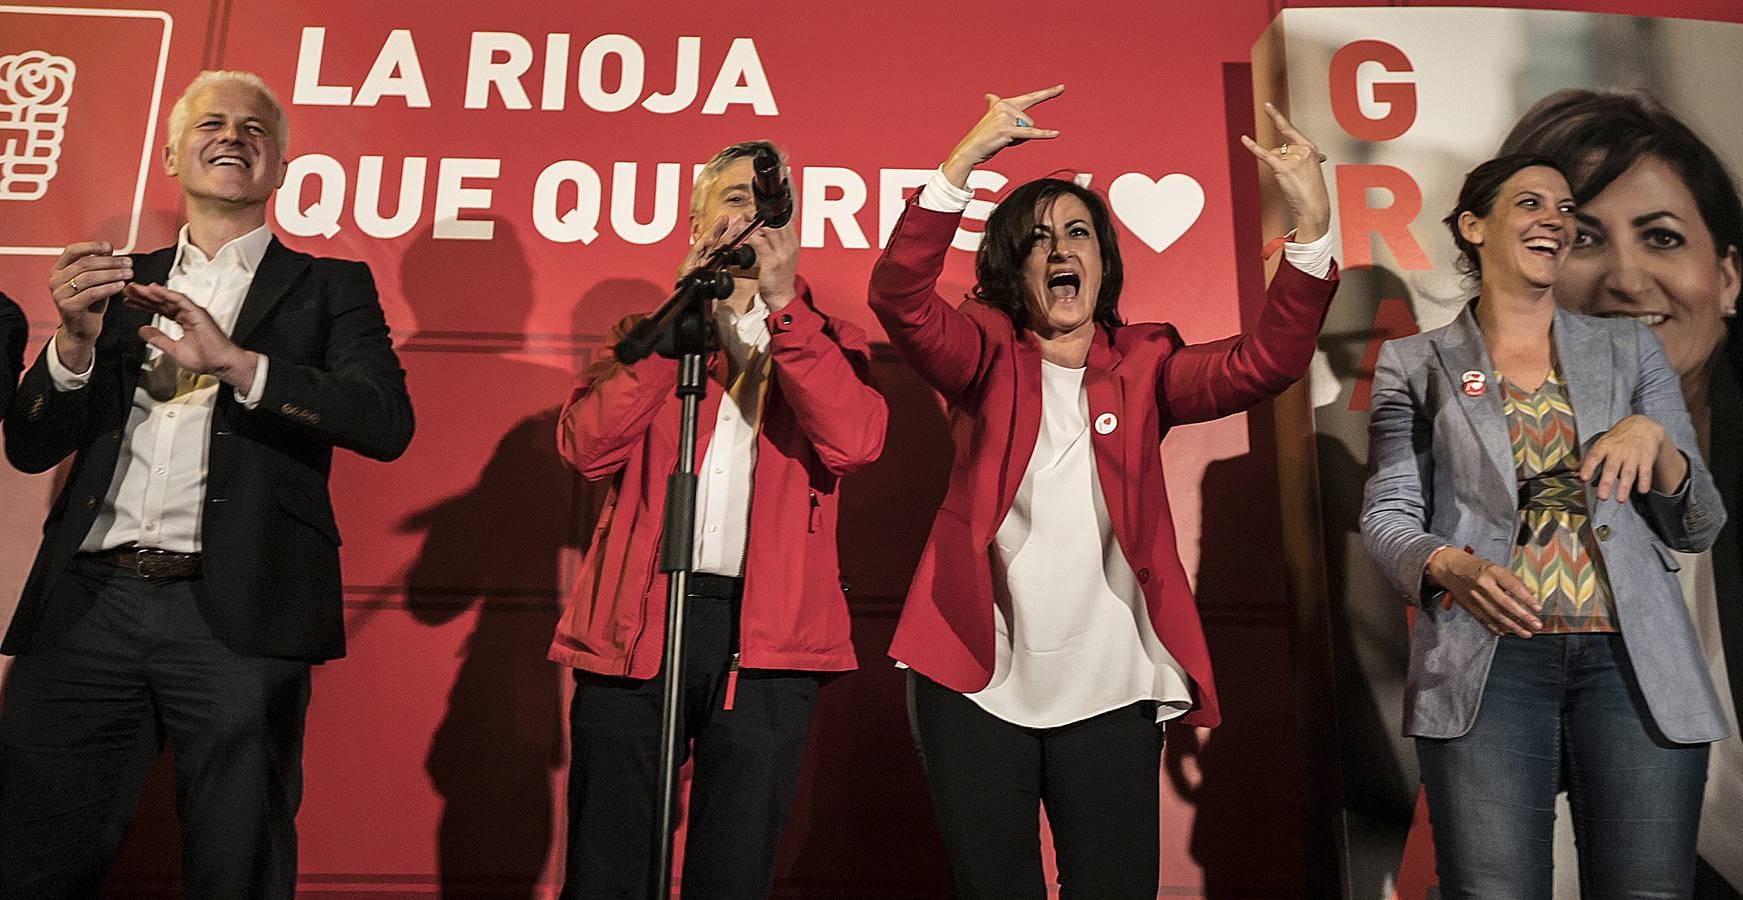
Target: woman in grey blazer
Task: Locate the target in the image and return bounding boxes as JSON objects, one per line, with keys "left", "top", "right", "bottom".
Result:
{"left": 1362, "top": 154, "right": 1729, "bottom": 896}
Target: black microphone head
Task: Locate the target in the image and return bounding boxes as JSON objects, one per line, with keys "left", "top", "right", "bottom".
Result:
{"left": 724, "top": 244, "right": 757, "bottom": 270}
{"left": 752, "top": 145, "right": 782, "bottom": 180}
{"left": 751, "top": 147, "right": 794, "bottom": 229}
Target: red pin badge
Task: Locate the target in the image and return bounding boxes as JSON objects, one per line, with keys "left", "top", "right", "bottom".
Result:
{"left": 1461, "top": 370, "right": 1487, "bottom": 397}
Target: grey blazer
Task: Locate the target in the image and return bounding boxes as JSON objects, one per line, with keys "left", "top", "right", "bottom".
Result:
{"left": 1360, "top": 304, "right": 1730, "bottom": 743}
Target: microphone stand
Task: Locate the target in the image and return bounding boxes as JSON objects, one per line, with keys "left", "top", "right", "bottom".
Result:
{"left": 612, "top": 215, "right": 771, "bottom": 900}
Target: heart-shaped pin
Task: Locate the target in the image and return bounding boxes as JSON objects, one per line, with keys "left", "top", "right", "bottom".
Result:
{"left": 1108, "top": 172, "right": 1204, "bottom": 253}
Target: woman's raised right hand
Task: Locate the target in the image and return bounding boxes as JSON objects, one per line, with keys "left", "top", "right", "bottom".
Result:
{"left": 941, "top": 85, "right": 1065, "bottom": 189}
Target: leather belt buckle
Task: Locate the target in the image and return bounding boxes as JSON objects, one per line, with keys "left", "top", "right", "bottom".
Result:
{"left": 131, "top": 548, "right": 201, "bottom": 581}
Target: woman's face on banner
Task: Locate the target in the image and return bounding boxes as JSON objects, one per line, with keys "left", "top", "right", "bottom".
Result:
{"left": 1556, "top": 155, "right": 1741, "bottom": 382}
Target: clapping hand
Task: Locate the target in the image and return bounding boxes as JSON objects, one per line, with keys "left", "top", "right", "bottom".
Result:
{"left": 122, "top": 283, "right": 259, "bottom": 392}
{"left": 47, "top": 242, "right": 131, "bottom": 372}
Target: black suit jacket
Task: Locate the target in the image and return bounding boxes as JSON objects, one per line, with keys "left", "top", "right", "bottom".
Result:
{"left": 3, "top": 238, "right": 414, "bottom": 662}
{"left": 0, "top": 292, "right": 23, "bottom": 406}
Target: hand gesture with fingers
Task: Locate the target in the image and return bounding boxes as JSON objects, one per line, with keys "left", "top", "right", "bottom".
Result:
{"left": 1240, "top": 102, "right": 1332, "bottom": 243}
{"left": 679, "top": 215, "right": 735, "bottom": 278}
{"left": 47, "top": 242, "right": 132, "bottom": 371}
{"left": 1580, "top": 415, "right": 1683, "bottom": 502}
{"left": 744, "top": 221, "right": 798, "bottom": 311}
{"left": 942, "top": 84, "right": 1065, "bottom": 188}
{"left": 122, "top": 284, "right": 258, "bottom": 391}
{"left": 1427, "top": 547, "right": 1543, "bottom": 637}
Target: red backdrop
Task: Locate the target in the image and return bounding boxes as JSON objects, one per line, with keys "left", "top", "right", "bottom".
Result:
{"left": 2, "top": 0, "right": 1740, "bottom": 895}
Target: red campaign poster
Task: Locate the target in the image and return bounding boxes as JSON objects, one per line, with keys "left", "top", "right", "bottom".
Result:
{"left": 0, "top": 0, "right": 1739, "bottom": 895}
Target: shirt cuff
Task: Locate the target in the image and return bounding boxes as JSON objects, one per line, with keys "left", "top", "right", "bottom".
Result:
{"left": 916, "top": 167, "right": 973, "bottom": 214}
{"left": 234, "top": 354, "right": 269, "bottom": 408}
{"left": 45, "top": 334, "right": 93, "bottom": 391}
{"left": 1282, "top": 231, "right": 1335, "bottom": 279}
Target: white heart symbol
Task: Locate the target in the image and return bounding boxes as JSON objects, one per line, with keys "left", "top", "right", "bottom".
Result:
{"left": 1108, "top": 173, "right": 1204, "bottom": 253}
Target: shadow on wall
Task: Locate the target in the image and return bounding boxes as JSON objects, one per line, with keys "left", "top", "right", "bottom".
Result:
{"left": 1171, "top": 411, "right": 1317, "bottom": 898}
{"left": 393, "top": 224, "right": 653, "bottom": 897}
{"left": 1313, "top": 264, "right": 1423, "bottom": 900}
{"left": 772, "top": 345, "right": 956, "bottom": 897}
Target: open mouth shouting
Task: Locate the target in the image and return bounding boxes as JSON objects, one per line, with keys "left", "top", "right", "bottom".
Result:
{"left": 1047, "top": 270, "right": 1081, "bottom": 301}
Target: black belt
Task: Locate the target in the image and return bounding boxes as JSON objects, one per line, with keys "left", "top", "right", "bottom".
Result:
{"left": 687, "top": 572, "right": 742, "bottom": 600}
{"left": 80, "top": 547, "right": 203, "bottom": 581}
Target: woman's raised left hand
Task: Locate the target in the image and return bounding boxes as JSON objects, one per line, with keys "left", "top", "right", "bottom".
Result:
{"left": 1580, "top": 414, "right": 1688, "bottom": 502}
{"left": 1240, "top": 102, "right": 1330, "bottom": 243}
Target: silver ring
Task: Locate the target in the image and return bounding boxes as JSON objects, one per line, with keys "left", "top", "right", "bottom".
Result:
{"left": 1015, "top": 117, "right": 1030, "bottom": 128}
{"left": 1279, "top": 142, "right": 1290, "bottom": 157}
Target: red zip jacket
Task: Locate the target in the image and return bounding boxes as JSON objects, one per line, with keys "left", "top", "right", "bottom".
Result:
{"left": 869, "top": 200, "right": 1337, "bottom": 727}
{"left": 549, "top": 278, "right": 886, "bottom": 677}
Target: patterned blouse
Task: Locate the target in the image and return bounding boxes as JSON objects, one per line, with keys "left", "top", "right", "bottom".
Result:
{"left": 1501, "top": 369, "right": 1619, "bottom": 633}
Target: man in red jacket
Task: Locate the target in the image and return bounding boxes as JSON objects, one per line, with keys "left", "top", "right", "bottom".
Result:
{"left": 549, "top": 140, "right": 886, "bottom": 897}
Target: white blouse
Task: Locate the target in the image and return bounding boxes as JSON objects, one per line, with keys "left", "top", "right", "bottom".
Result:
{"left": 967, "top": 360, "right": 1194, "bottom": 728}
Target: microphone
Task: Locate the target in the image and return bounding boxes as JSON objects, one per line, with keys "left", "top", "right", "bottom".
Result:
{"left": 752, "top": 147, "right": 793, "bottom": 229}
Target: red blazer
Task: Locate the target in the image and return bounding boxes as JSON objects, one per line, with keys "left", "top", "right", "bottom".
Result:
{"left": 549, "top": 280, "right": 886, "bottom": 677}
{"left": 869, "top": 202, "right": 1337, "bottom": 727}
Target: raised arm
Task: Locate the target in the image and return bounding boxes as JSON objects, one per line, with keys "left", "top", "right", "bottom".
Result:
{"left": 1159, "top": 104, "right": 1338, "bottom": 423}
{"left": 557, "top": 315, "right": 679, "bottom": 481}
{"left": 869, "top": 85, "right": 1063, "bottom": 400}
{"left": 123, "top": 265, "right": 415, "bottom": 462}
{"left": 744, "top": 217, "right": 886, "bottom": 475}
{"left": 5, "top": 242, "right": 136, "bottom": 472}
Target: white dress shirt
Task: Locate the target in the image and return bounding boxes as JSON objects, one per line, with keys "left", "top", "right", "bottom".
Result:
{"left": 49, "top": 223, "right": 273, "bottom": 552}
{"left": 691, "top": 294, "right": 772, "bottom": 577}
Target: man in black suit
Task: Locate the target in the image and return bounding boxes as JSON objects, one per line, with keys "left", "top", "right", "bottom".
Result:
{"left": 0, "top": 293, "right": 22, "bottom": 401}
{"left": 0, "top": 70, "right": 412, "bottom": 897}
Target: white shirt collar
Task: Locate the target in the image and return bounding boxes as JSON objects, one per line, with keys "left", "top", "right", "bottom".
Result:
{"left": 717, "top": 293, "right": 770, "bottom": 328}
{"left": 171, "top": 222, "right": 273, "bottom": 275}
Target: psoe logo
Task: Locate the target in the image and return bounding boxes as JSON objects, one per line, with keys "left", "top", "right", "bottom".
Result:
{"left": 0, "top": 6, "right": 173, "bottom": 256}
{"left": 0, "top": 50, "right": 76, "bottom": 201}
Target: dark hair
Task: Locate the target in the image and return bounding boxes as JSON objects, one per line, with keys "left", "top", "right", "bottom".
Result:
{"left": 1442, "top": 154, "right": 1567, "bottom": 277}
{"left": 1500, "top": 89, "right": 1743, "bottom": 306}
{"left": 972, "top": 178, "right": 1124, "bottom": 332}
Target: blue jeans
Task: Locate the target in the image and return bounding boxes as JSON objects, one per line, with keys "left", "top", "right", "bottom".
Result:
{"left": 1417, "top": 633, "right": 1709, "bottom": 898}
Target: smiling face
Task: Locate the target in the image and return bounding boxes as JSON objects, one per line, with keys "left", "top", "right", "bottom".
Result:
{"left": 1021, "top": 193, "right": 1104, "bottom": 340}
{"left": 1460, "top": 165, "right": 1576, "bottom": 291}
{"left": 162, "top": 80, "right": 287, "bottom": 209}
{"left": 1554, "top": 155, "right": 1742, "bottom": 381}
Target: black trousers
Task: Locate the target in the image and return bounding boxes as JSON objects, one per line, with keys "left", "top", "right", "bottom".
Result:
{"left": 907, "top": 671, "right": 1163, "bottom": 899}
{"left": 560, "top": 575, "right": 822, "bottom": 899}
{"left": 0, "top": 558, "right": 311, "bottom": 899}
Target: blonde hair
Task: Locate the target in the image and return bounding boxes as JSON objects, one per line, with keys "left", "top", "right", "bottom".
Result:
{"left": 166, "top": 70, "right": 288, "bottom": 151}
{"left": 690, "top": 139, "right": 781, "bottom": 219}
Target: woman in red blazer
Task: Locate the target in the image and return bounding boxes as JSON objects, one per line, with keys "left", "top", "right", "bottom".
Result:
{"left": 868, "top": 85, "right": 1339, "bottom": 896}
